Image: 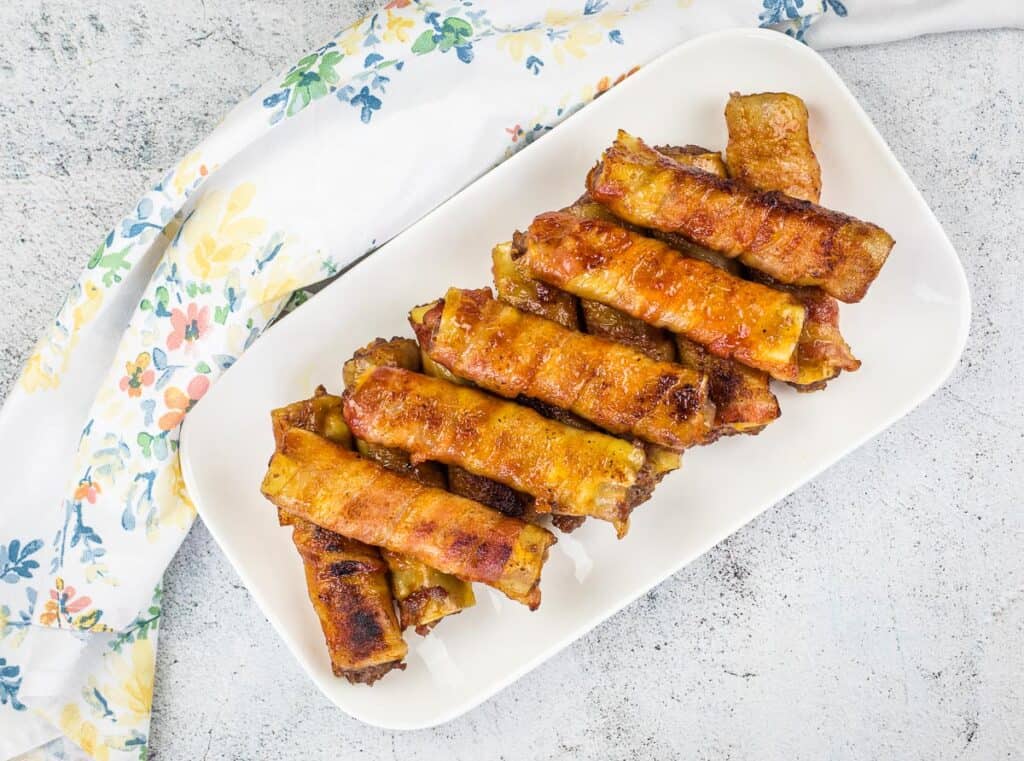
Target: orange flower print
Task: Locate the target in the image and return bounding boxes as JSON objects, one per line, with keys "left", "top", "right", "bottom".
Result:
{"left": 595, "top": 66, "right": 641, "bottom": 100}
{"left": 118, "top": 352, "right": 156, "bottom": 397}
{"left": 73, "top": 478, "right": 101, "bottom": 504}
{"left": 167, "top": 303, "right": 210, "bottom": 352}
{"left": 158, "top": 375, "right": 210, "bottom": 431}
{"left": 39, "top": 577, "right": 107, "bottom": 631}
{"left": 385, "top": 0, "right": 410, "bottom": 8}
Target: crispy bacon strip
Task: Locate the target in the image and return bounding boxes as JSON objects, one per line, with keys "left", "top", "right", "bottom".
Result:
{"left": 493, "top": 232, "right": 680, "bottom": 509}
{"left": 406, "top": 331, "right": 541, "bottom": 523}
{"left": 270, "top": 390, "right": 406, "bottom": 683}
{"left": 722, "top": 93, "right": 861, "bottom": 389}
{"left": 559, "top": 193, "right": 779, "bottom": 434}
{"left": 520, "top": 211, "right": 806, "bottom": 381}
{"left": 342, "top": 338, "right": 451, "bottom": 490}
{"left": 648, "top": 149, "right": 744, "bottom": 274}
{"left": 264, "top": 427, "right": 555, "bottom": 608}
{"left": 341, "top": 339, "right": 475, "bottom": 634}
{"left": 288, "top": 519, "right": 407, "bottom": 684}
{"left": 414, "top": 287, "right": 713, "bottom": 451}
{"left": 343, "top": 366, "right": 647, "bottom": 536}
{"left": 563, "top": 195, "right": 677, "bottom": 362}
{"left": 724, "top": 92, "right": 822, "bottom": 203}
{"left": 586, "top": 130, "right": 894, "bottom": 302}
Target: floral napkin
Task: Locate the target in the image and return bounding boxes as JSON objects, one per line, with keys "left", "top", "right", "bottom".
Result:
{"left": 1, "top": 1, "right": 1019, "bottom": 759}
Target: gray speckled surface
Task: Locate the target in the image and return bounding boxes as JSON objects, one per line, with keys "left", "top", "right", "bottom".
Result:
{"left": 2, "top": 4, "right": 1022, "bottom": 759}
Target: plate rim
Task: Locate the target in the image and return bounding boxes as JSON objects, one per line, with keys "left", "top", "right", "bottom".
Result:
{"left": 180, "top": 26, "right": 971, "bottom": 731}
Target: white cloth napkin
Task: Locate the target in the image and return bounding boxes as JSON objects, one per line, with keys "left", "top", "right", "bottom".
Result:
{"left": 1, "top": 2, "right": 1020, "bottom": 759}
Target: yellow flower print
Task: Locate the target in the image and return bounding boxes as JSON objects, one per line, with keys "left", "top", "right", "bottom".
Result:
{"left": 498, "top": 28, "right": 544, "bottom": 62}
{"left": 595, "top": 9, "right": 629, "bottom": 29}
{"left": 180, "top": 182, "right": 267, "bottom": 281}
{"left": 152, "top": 455, "right": 197, "bottom": 537}
{"left": 19, "top": 322, "right": 72, "bottom": 393}
{"left": 99, "top": 638, "right": 155, "bottom": 726}
{"left": 383, "top": 9, "right": 414, "bottom": 44}
{"left": 171, "top": 151, "right": 208, "bottom": 196}
{"left": 248, "top": 252, "right": 301, "bottom": 310}
{"left": 553, "top": 22, "right": 602, "bottom": 64}
{"left": 19, "top": 277, "right": 104, "bottom": 394}
{"left": 543, "top": 9, "right": 582, "bottom": 28}
{"left": 59, "top": 704, "right": 109, "bottom": 761}
{"left": 73, "top": 280, "right": 104, "bottom": 331}
{"left": 20, "top": 348, "right": 61, "bottom": 393}
{"left": 338, "top": 26, "right": 362, "bottom": 56}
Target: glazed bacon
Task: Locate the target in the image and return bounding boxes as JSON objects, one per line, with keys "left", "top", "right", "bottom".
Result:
{"left": 489, "top": 244, "right": 671, "bottom": 530}
{"left": 519, "top": 211, "right": 806, "bottom": 382}
{"left": 264, "top": 427, "right": 556, "bottom": 608}
{"left": 722, "top": 93, "right": 860, "bottom": 389}
{"left": 271, "top": 390, "right": 406, "bottom": 683}
{"left": 343, "top": 366, "right": 647, "bottom": 536}
{"left": 586, "top": 130, "right": 894, "bottom": 302}
{"left": 560, "top": 195, "right": 779, "bottom": 435}
{"left": 341, "top": 338, "right": 476, "bottom": 634}
{"left": 414, "top": 287, "right": 714, "bottom": 451}
{"left": 288, "top": 518, "right": 408, "bottom": 684}
{"left": 724, "top": 92, "right": 822, "bottom": 203}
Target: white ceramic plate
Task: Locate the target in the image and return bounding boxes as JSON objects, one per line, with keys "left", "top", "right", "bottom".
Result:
{"left": 181, "top": 28, "right": 970, "bottom": 730}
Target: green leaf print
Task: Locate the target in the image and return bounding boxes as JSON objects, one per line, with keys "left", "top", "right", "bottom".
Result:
{"left": 411, "top": 30, "right": 437, "bottom": 54}
{"left": 96, "top": 246, "right": 132, "bottom": 287}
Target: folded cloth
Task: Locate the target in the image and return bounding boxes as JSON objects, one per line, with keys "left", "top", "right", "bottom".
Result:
{"left": 0, "top": 1, "right": 1019, "bottom": 759}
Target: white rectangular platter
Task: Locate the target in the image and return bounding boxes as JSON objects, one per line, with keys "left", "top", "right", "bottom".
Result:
{"left": 181, "top": 28, "right": 970, "bottom": 730}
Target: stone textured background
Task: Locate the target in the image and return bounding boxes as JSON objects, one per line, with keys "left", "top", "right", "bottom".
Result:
{"left": 1, "top": 3, "right": 1021, "bottom": 759}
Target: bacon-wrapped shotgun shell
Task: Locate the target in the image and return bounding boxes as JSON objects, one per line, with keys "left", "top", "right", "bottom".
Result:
{"left": 343, "top": 366, "right": 647, "bottom": 536}
{"left": 271, "top": 388, "right": 353, "bottom": 451}
{"left": 724, "top": 92, "right": 822, "bottom": 204}
{"left": 586, "top": 130, "right": 893, "bottom": 303}
{"left": 342, "top": 338, "right": 451, "bottom": 491}
{"left": 490, "top": 247, "right": 627, "bottom": 532}
{"left": 558, "top": 194, "right": 778, "bottom": 435}
{"left": 270, "top": 389, "right": 406, "bottom": 683}
{"left": 519, "top": 211, "right": 806, "bottom": 382}
{"left": 413, "top": 287, "right": 714, "bottom": 451}
{"left": 263, "top": 427, "right": 555, "bottom": 608}
{"left": 722, "top": 93, "right": 861, "bottom": 389}
{"left": 288, "top": 518, "right": 408, "bottom": 684}
{"left": 341, "top": 337, "right": 476, "bottom": 634}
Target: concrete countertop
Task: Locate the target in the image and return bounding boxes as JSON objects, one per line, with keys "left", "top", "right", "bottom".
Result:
{"left": 1, "top": 3, "right": 1021, "bottom": 759}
